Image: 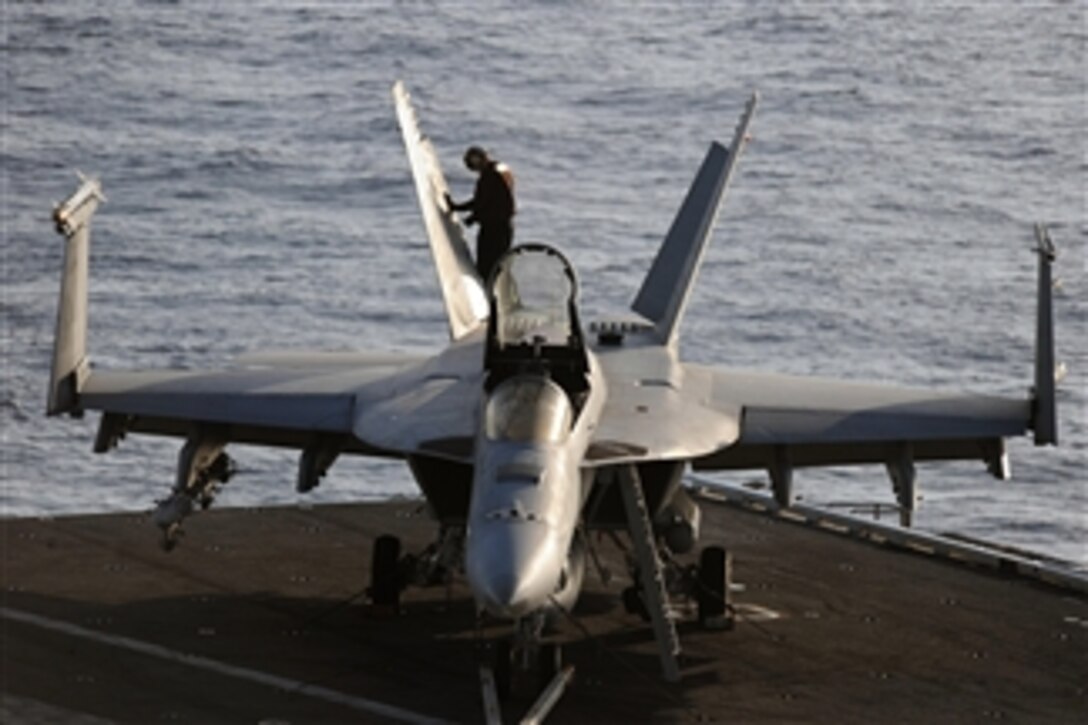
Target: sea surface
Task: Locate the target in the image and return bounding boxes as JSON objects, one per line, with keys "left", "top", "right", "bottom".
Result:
{"left": 4, "top": 1, "right": 1085, "bottom": 564}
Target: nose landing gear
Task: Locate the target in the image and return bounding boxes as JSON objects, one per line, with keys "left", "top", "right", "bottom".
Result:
{"left": 479, "top": 627, "right": 573, "bottom": 724}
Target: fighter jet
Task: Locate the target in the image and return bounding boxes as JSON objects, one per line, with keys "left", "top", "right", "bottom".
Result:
{"left": 47, "top": 82, "right": 1057, "bottom": 692}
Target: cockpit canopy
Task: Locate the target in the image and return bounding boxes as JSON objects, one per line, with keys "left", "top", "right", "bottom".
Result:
{"left": 491, "top": 244, "right": 578, "bottom": 349}
{"left": 485, "top": 375, "right": 573, "bottom": 444}
{"left": 484, "top": 245, "right": 590, "bottom": 398}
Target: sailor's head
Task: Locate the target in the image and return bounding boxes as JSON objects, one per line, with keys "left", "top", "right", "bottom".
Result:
{"left": 464, "top": 146, "right": 490, "bottom": 172}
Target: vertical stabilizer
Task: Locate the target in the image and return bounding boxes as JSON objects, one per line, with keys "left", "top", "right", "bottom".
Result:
{"left": 631, "top": 93, "right": 758, "bottom": 346}
{"left": 47, "top": 176, "right": 104, "bottom": 415}
{"left": 392, "top": 81, "right": 489, "bottom": 340}
{"left": 1032, "top": 224, "right": 1058, "bottom": 446}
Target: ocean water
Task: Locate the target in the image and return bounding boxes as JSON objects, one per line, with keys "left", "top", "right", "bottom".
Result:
{"left": 3, "top": 2, "right": 1085, "bottom": 564}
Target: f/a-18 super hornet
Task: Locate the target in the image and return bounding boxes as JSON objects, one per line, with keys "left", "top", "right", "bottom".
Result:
{"left": 47, "top": 81, "right": 1058, "bottom": 694}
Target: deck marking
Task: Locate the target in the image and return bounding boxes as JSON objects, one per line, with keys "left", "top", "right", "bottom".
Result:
{"left": 734, "top": 603, "right": 783, "bottom": 622}
{"left": 0, "top": 606, "right": 450, "bottom": 725}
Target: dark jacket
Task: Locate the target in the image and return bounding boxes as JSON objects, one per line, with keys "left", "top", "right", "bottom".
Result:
{"left": 453, "top": 162, "right": 515, "bottom": 228}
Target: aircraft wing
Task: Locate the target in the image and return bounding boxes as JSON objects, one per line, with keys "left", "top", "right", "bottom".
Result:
{"left": 78, "top": 354, "right": 430, "bottom": 453}
{"left": 688, "top": 365, "right": 1030, "bottom": 473}
{"left": 588, "top": 352, "right": 1026, "bottom": 475}
{"left": 681, "top": 226, "right": 1057, "bottom": 476}
{"left": 45, "top": 101, "right": 500, "bottom": 465}
{"left": 76, "top": 341, "right": 493, "bottom": 464}
{"left": 589, "top": 352, "right": 742, "bottom": 465}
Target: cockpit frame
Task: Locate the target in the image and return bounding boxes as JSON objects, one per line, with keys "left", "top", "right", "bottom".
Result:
{"left": 484, "top": 245, "right": 590, "bottom": 401}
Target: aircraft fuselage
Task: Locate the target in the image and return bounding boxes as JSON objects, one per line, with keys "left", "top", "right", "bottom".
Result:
{"left": 466, "top": 368, "right": 603, "bottom": 618}
{"left": 465, "top": 245, "right": 604, "bottom": 619}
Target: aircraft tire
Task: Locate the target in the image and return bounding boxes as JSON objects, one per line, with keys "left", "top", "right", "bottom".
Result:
{"left": 493, "top": 639, "right": 512, "bottom": 701}
{"left": 622, "top": 585, "right": 651, "bottom": 621}
{"left": 369, "top": 534, "right": 401, "bottom": 609}
{"left": 537, "top": 642, "right": 561, "bottom": 690}
{"left": 697, "top": 545, "right": 728, "bottom": 626}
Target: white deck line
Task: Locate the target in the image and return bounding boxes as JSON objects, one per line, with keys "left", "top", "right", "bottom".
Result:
{"left": 0, "top": 606, "right": 452, "bottom": 725}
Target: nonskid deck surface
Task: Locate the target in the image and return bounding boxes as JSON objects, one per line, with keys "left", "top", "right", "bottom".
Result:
{"left": 2, "top": 498, "right": 1085, "bottom": 723}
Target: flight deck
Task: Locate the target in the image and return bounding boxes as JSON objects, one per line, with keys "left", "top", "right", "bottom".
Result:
{"left": 2, "top": 492, "right": 1085, "bottom": 723}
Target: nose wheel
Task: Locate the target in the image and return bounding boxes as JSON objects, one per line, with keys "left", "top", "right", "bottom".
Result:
{"left": 537, "top": 642, "right": 562, "bottom": 687}
{"left": 480, "top": 636, "right": 572, "bottom": 724}
{"left": 491, "top": 638, "right": 512, "bottom": 700}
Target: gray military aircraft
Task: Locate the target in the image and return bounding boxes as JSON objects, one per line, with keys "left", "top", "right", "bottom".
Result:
{"left": 47, "top": 82, "right": 1057, "bottom": 691}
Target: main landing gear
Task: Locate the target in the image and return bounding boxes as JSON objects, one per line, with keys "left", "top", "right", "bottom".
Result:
{"left": 368, "top": 534, "right": 403, "bottom": 609}
{"left": 696, "top": 545, "right": 732, "bottom": 630}
{"left": 620, "top": 545, "right": 735, "bottom": 625}
{"left": 617, "top": 466, "right": 734, "bottom": 682}
{"left": 480, "top": 617, "right": 573, "bottom": 724}
{"left": 365, "top": 527, "right": 463, "bottom": 612}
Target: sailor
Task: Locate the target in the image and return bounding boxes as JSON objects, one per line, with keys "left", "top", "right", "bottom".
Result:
{"left": 445, "top": 146, "right": 516, "bottom": 281}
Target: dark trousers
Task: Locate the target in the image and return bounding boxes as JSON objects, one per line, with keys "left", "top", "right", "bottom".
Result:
{"left": 476, "top": 222, "right": 513, "bottom": 282}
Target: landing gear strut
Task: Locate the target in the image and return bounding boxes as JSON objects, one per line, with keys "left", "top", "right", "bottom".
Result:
{"left": 479, "top": 623, "right": 571, "bottom": 723}
{"left": 399, "top": 526, "right": 462, "bottom": 589}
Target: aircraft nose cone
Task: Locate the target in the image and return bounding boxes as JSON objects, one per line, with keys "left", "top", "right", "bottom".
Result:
{"left": 475, "top": 571, "right": 532, "bottom": 615}
{"left": 467, "top": 522, "right": 561, "bottom": 619}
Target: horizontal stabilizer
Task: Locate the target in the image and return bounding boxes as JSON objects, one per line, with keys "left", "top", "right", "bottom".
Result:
{"left": 392, "top": 81, "right": 488, "bottom": 340}
{"left": 632, "top": 92, "right": 758, "bottom": 346}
